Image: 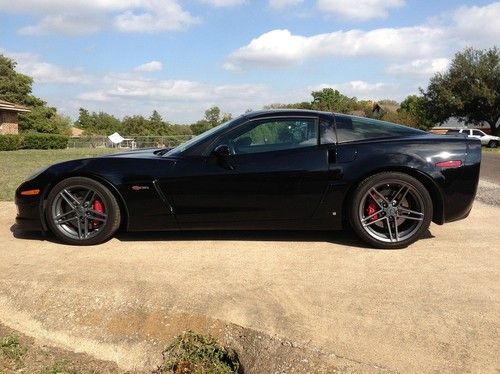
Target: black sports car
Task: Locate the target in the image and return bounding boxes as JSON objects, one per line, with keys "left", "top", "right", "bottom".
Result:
{"left": 15, "top": 110, "right": 481, "bottom": 249}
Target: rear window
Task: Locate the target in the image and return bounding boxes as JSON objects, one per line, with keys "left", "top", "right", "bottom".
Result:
{"left": 335, "top": 115, "right": 425, "bottom": 143}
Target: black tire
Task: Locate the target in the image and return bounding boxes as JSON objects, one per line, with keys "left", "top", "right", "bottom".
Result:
{"left": 349, "top": 172, "right": 433, "bottom": 249}
{"left": 488, "top": 140, "right": 498, "bottom": 148}
{"left": 45, "top": 177, "right": 121, "bottom": 245}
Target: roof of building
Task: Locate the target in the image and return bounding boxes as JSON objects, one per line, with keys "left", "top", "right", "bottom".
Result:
{"left": 70, "top": 127, "right": 84, "bottom": 137}
{"left": 0, "top": 99, "right": 31, "bottom": 113}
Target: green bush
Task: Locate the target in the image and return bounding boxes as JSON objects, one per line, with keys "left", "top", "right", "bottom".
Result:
{"left": 23, "top": 133, "right": 68, "bottom": 150}
{"left": 155, "top": 331, "right": 240, "bottom": 374}
{"left": 0, "top": 134, "right": 23, "bottom": 151}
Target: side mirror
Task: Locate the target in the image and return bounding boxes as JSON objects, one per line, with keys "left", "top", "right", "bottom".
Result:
{"left": 212, "top": 144, "right": 233, "bottom": 170}
{"left": 213, "top": 144, "right": 231, "bottom": 158}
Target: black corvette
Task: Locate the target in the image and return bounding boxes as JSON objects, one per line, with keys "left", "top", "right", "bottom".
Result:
{"left": 15, "top": 110, "right": 481, "bottom": 249}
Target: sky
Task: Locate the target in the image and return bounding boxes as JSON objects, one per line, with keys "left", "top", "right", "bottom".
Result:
{"left": 0, "top": 0, "right": 499, "bottom": 123}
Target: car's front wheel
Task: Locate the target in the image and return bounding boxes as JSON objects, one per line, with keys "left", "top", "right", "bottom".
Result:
{"left": 349, "top": 172, "right": 433, "bottom": 249}
{"left": 488, "top": 140, "right": 498, "bottom": 148}
{"left": 45, "top": 177, "right": 121, "bottom": 245}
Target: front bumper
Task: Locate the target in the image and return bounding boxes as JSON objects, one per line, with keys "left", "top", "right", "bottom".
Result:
{"left": 15, "top": 194, "right": 45, "bottom": 232}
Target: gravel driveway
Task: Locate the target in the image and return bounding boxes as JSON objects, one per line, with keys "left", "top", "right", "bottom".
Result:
{"left": 0, "top": 191, "right": 499, "bottom": 373}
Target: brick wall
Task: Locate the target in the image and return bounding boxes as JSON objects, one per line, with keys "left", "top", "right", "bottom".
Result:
{"left": 0, "top": 123, "right": 19, "bottom": 134}
{"left": 0, "top": 110, "right": 19, "bottom": 135}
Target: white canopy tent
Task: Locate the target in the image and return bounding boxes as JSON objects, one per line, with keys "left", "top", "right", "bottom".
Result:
{"left": 107, "top": 132, "right": 136, "bottom": 148}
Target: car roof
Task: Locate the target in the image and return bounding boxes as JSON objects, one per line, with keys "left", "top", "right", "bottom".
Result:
{"left": 243, "top": 109, "right": 334, "bottom": 119}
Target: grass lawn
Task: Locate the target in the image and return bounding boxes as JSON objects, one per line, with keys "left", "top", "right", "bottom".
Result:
{"left": 0, "top": 148, "right": 121, "bottom": 201}
{"left": 483, "top": 147, "right": 500, "bottom": 153}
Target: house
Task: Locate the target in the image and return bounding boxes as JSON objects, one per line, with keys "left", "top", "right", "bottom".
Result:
{"left": 70, "top": 127, "right": 84, "bottom": 137}
{"left": 372, "top": 102, "right": 399, "bottom": 116}
{"left": 0, "top": 99, "right": 30, "bottom": 135}
{"left": 432, "top": 117, "right": 498, "bottom": 135}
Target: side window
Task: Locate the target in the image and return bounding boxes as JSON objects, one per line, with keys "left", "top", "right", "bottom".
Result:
{"left": 472, "top": 130, "right": 483, "bottom": 136}
{"left": 320, "top": 120, "right": 336, "bottom": 144}
{"left": 228, "top": 118, "right": 317, "bottom": 155}
{"left": 335, "top": 115, "right": 424, "bottom": 143}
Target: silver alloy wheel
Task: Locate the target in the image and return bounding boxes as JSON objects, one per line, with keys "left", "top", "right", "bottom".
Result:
{"left": 358, "top": 181, "right": 425, "bottom": 243}
{"left": 50, "top": 185, "right": 108, "bottom": 241}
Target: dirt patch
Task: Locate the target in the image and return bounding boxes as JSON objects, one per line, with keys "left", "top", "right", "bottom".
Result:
{"left": 0, "top": 304, "right": 383, "bottom": 373}
{"left": 0, "top": 323, "right": 125, "bottom": 373}
{"left": 1, "top": 200, "right": 499, "bottom": 373}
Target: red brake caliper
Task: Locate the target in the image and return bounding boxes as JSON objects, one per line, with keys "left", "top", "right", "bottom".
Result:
{"left": 91, "top": 199, "right": 104, "bottom": 229}
{"left": 366, "top": 198, "right": 379, "bottom": 222}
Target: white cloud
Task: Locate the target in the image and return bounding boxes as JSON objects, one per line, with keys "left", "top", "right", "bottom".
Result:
{"left": 79, "top": 74, "right": 268, "bottom": 102}
{"left": 134, "top": 61, "right": 163, "bottom": 72}
{"left": 2, "top": 50, "right": 91, "bottom": 84}
{"left": 0, "top": 0, "right": 198, "bottom": 35}
{"left": 269, "top": 0, "right": 304, "bottom": 9}
{"left": 199, "top": 0, "right": 245, "bottom": 7}
{"left": 75, "top": 74, "right": 274, "bottom": 121}
{"left": 18, "top": 14, "right": 103, "bottom": 36}
{"left": 317, "top": 0, "right": 405, "bottom": 21}
{"left": 452, "top": 2, "right": 500, "bottom": 48}
{"left": 386, "top": 58, "right": 450, "bottom": 76}
{"left": 0, "top": 0, "right": 141, "bottom": 13}
{"left": 113, "top": 1, "right": 198, "bottom": 32}
{"left": 225, "top": 27, "right": 446, "bottom": 69}
{"left": 225, "top": 2, "right": 500, "bottom": 71}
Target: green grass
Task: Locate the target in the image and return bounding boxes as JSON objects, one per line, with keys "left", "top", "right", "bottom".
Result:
{"left": 483, "top": 146, "right": 500, "bottom": 153}
{"left": 1, "top": 335, "right": 27, "bottom": 369}
{"left": 0, "top": 148, "right": 121, "bottom": 201}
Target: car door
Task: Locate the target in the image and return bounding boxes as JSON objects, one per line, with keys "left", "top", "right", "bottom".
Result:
{"left": 162, "top": 116, "right": 332, "bottom": 227}
{"left": 470, "top": 129, "right": 488, "bottom": 145}
{"left": 469, "top": 129, "right": 481, "bottom": 139}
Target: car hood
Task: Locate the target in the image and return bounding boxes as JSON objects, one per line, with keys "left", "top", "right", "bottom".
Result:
{"left": 98, "top": 148, "right": 172, "bottom": 159}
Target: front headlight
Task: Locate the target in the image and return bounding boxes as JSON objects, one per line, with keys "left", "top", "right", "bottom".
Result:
{"left": 25, "top": 166, "right": 49, "bottom": 182}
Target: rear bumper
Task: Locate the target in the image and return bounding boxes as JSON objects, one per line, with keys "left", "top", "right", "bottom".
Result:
{"left": 442, "top": 139, "right": 481, "bottom": 223}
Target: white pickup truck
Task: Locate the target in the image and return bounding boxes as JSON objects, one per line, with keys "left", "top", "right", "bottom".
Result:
{"left": 447, "top": 129, "right": 499, "bottom": 148}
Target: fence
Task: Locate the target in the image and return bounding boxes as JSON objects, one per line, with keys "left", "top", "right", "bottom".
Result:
{"left": 67, "top": 135, "right": 193, "bottom": 149}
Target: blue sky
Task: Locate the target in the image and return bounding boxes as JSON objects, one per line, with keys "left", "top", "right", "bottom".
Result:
{"left": 0, "top": 0, "right": 498, "bottom": 123}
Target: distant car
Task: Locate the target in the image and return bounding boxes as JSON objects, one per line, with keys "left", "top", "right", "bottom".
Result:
{"left": 451, "top": 129, "right": 499, "bottom": 148}
{"left": 15, "top": 110, "right": 481, "bottom": 249}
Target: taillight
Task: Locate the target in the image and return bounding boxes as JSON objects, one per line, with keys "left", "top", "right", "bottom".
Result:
{"left": 435, "top": 160, "right": 462, "bottom": 169}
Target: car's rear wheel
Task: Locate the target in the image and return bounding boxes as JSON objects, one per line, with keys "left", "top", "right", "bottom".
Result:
{"left": 349, "top": 172, "right": 433, "bottom": 249}
{"left": 488, "top": 140, "right": 498, "bottom": 148}
{"left": 45, "top": 177, "right": 121, "bottom": 245}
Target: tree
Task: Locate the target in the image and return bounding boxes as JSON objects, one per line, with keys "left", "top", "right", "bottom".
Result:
{"left": 381, "top": 111, "right": 419, "bottom": 128}
{"left": 264, "top": 102, "right": 312, "bottom": 110}
{"left": 20, "top": 105, "right": 71, "bottom": 135}
{"left": 0, "top": 54, "right": 70, "bottom": 134}
{"left": 398, "top": 95, "right": 433, "bottom": 129}
{"left": 149, "top": 110, "right": 165, "bottom": 134}
{"left": 122, "top": 115, "right": 149, "bottom": 136}
{"left": 0, "top": 55, "right": 43, "bottom": 107}
{"left": 190, "top": 106, "right": 232, "bottom": 135}
{"left": 75, "top": 108, "right": 122, "bottom": 135}
{"left": 421, "top": 47, "right": 500, "bottom": 135}
{"left": 311, "top": 88, "right": 357, "bottom": 113}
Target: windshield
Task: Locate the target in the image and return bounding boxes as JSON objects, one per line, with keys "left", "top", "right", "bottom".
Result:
{"left": 164, "top": 118, "right": 237, "bottom": 156}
